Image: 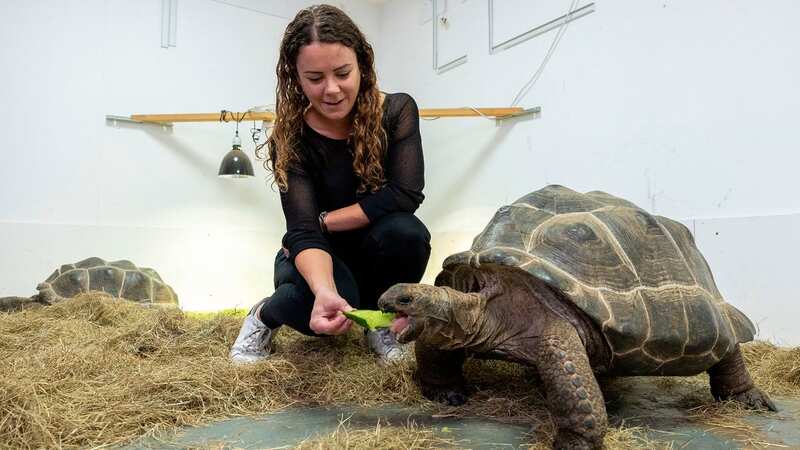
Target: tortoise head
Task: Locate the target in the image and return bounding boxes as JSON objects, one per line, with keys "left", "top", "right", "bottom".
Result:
{"left": 378, "top": 283, "right": 490, "bottom": 349}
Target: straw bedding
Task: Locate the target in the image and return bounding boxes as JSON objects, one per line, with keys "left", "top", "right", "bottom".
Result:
{"left": 1, "top": 293, "right": 797, "bottom": 449}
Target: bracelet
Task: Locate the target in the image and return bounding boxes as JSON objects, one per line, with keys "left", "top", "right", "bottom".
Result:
{"left": 318, "top": 211, "right": 329, "bottom": 234}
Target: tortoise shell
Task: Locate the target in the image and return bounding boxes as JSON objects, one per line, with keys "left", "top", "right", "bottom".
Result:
{"left": 37, "top": 257, "right": 179, "bottom": 307}
{"left": 440, "top": 185, "right": 754, "bottom": 375}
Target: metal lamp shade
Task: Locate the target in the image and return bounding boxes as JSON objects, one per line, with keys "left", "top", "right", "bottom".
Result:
{"left": 218, "top": 146, "right": 254, "bottom": 178}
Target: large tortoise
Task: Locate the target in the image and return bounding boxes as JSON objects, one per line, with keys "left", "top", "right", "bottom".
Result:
{"left": 0, "top": 257, "right": 178, "bottom": 312}
{"left": 378, "top": 185, "right": 776, "bottom": 450}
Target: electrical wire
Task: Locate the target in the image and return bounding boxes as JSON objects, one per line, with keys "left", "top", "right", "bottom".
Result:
{"left": 510, "top": 0, "right": 579, "bottom": 107}
{"left": 219, "top": 109, "right": 247, "bottom": 137}
{"left": 247, "top": 104, "right": 275, "bottom": 157}
{"left": 206, "top": 0, "right": 289, "bottom": 20}
{"left": 421, "top": 107, "right": 494, "bottom": 122}
{"left": 219, "top": 107, "right": 275, "bottom": 154}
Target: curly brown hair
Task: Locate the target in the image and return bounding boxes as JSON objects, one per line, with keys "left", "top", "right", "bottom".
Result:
{"left": 263, "top": 4, "right": 386, "bottom": 193}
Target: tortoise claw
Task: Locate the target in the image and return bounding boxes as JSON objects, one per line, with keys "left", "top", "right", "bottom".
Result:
{"left": 553, "top": 430, "right": 601, "bottom": 450}
{"left": 729, "top": 387, "right": 779, "bottom": 412}
{"left": 441, "top": 390, "right": 468, "bottom": 406}
{"left": 420, "top": 383, "right": 468, "bottom": 406}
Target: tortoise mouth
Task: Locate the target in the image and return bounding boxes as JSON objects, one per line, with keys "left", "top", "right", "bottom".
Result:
{"left": 381, "top": 304, "right": 423, "bottom": 343}
{"left": 394, "top": 314, "right": 423, "bottom": 343}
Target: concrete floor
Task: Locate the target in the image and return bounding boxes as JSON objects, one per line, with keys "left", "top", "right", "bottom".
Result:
{"left": 603, "top": 378, "right": 800, "bottom": 449}
{"left": 128, "top": 378, "right": 800, "bottom": 449}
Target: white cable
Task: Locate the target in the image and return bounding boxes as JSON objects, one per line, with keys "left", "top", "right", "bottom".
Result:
{"left": 206, "top": 0, "right": 289, "bottom": 20}
{"left": 465, "top": 106, "right": 495, "bottom": 121}
{"left": 243, "top": 105, "right": 275, "bottom": 146}
{"left": 421, "top": 107, "right": 493, "bottom": 121}
{"left": 510, "top": 0, "right": 579, "bottom": 107}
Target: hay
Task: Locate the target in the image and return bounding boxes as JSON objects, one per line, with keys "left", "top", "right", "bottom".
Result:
{"left": 685, "top": 402, "right": 790, "bottom": 449}
{"left": 742, "top": 341, "right": 800, "bottom": 397}
{"left": 0, "top": 293, "right": 420, "bottom": 449}
{"left": 295, "top": 417, "right": 465, "bottom": 449}
{"left": 295, "top": 417, "right": 667, "bottom": 450}
{"left": 1, "top": 293, "right": 797, "bottom": 449}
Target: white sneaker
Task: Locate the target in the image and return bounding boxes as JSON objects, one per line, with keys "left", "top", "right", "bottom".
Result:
{"left": 366, "top": 328, "right": 407, "bottom": 364}
{"left": 229, "top": 303, "right": 276, "bottom": 364}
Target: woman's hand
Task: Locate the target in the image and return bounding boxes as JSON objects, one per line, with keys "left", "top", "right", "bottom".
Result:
{"left": 309, "top": 287, "right": 353, "bottom": 335}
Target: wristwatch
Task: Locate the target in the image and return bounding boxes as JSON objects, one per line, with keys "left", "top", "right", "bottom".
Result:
{"left": 318, "top": 211, "right": 329, "bottom": 234}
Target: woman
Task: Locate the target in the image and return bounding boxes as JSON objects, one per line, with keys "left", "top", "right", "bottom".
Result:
{"left": 230, "top": 4, "right": 430, "bottom": 364}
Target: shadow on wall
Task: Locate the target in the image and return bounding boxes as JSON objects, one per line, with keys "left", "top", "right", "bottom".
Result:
{"left": 423, "top": 122, "right": 515, "bottom": 225}
{"left": 105, "top": 119, "right": 281, "bottom": 228}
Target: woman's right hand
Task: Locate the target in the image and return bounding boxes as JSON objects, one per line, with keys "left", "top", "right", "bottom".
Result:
{"left": 309, "top": 287, "right": 353, "bottom": 335}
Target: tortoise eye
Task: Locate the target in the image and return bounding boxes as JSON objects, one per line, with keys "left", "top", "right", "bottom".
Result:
{"left": 397, "top": 297, "right": 412, "bottom": 305}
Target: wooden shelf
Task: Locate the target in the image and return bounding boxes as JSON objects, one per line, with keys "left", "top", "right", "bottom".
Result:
{"left": 107, "top": 107, "right": 540, "bottom": 126}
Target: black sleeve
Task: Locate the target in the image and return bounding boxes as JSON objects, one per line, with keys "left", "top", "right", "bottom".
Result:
{"left": 358, "top": 93, "right": 425, "bottom": 222}
{"left": 280, "top": 165, "right": 331, "bottom": 262}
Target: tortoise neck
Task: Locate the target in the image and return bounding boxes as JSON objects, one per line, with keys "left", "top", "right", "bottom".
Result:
{"left": 476, "top": 269, "right": 612, "bottom": 370}
{"left": 524, "top": 276, "right": 611, "bottom": 371}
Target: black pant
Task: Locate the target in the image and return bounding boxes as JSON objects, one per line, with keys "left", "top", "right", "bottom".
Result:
{"left": 259, "top": 212, "right": 431, "bottom": 336}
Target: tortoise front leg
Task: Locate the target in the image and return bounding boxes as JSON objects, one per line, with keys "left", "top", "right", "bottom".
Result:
{"left": 534, "top": 323, "right": 607, "bottom": 450}
{"left": 708, "top": 345, "right": 777, "bottom": 411}
{"left": 415, "top": 342, "right": 468, "bottom": 406}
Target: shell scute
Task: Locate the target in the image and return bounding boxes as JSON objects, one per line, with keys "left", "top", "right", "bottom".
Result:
{"left": 657, "top": 354, "right": 719, "bottom": 376}
{"left": 152, "top": 282, "right": 178, "bottom": 305}
{"left": 529, "top": 215, "right": 638, "bottom": 291}
{"left": 52, "top": 269, "right": 89, "bottom": 297}
{"left": 88, "top": 266, "right": 125, "bottom": 297}
{"left": 516, "top": 185, "right": 604, "bottom": 214}
{"left": 724, "top": 304, "right": 755, "bottom": 343}
{"left": 683, "top": 293, "right": 721, "bottom": 355}
{"left": 570, "top": 285, "right": 611, "bottom": 325}
{"left": 602, "top": 291, "right": 648, "bottom": 354}
{"left": 640, "top": 289, "right": 688, "bottom": 361}
{"left": 612, "top": 349, "right": 662, "bottom": 375}
{"left": 478, "top": 247, "right": 532, "bottom": 268}
{"left": 140, "top": 267, "right": 164, "bottom": 283}
{"left": 75, "top": 257, "right": 106, "bottom": 269}
{"left": 121, "top": 271, "right": 153, "bottom": 302}
{"left": 584, "top": 191, "right": 639, "bottom": 209}
{"left": 658, "top": 217, "right": 722, "bottom": 298}
{"left": 109, "top": 260, "right": 138, "bottom": 270}
{"left": 591, "top": 209, "right": 695, "bottom": 288}
{"left": 471, "top": 205, "right": 553, "bottom": 252}
{"left": 45, "top": 269, "right": 60, "bottom": 283}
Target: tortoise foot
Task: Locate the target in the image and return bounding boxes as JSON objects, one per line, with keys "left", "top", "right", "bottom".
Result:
{"left": 553, "top": 430, "right": 601, "bottom": 450}
{"left": 725, "top": 386, "right": 778, "bottom": 412}
{"left": 420, "top": 383, "right": 468, "bottom": 406}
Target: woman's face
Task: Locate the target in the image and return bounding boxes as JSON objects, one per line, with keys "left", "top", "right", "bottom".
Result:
{"left": 296, "top": 42, "right": 361, "bottom": 123}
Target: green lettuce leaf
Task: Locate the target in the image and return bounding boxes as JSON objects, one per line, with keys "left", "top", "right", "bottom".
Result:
{"left": 343, "top": 309, "right": 396, "bottom": 331}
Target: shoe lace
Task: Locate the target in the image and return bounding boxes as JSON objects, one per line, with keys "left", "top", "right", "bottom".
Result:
{"left": 243, "top": 327, "right": 269, "bottom": 353}
{"left": 374, "top": 329, "right": 403, "bottom": 358}
{"left": 380, "top": 329, "right": 396, "bottom": 347}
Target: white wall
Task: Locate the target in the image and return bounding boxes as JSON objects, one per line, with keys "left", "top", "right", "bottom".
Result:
{"left": 377, "top": 0, "right": 800, "bottom": 345}
{"left": 0, "top": 0, "right": 380, "bottom": 311}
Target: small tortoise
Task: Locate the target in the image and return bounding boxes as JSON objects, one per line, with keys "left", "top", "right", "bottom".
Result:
{"left": 0, "top": 257, "right": 178, "bottom": 312}
{"left": 379, "top": 185, "right": 775, "bottom": 450}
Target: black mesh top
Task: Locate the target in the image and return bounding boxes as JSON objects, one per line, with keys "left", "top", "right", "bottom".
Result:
{"left": 280, "top": 92, "right": 425, "bottom": 261}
